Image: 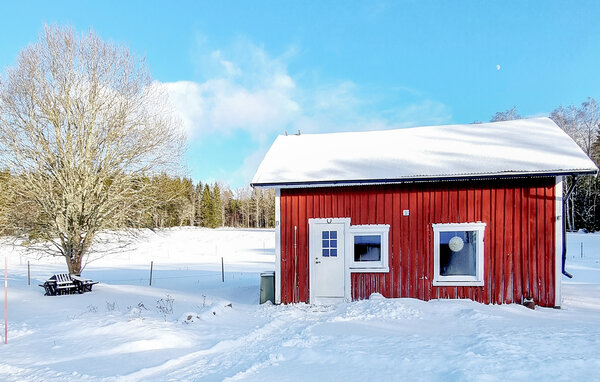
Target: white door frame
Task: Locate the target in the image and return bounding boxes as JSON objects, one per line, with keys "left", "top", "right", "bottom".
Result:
{"left": 309, "top": 217, "right": 352, "bottom": 304}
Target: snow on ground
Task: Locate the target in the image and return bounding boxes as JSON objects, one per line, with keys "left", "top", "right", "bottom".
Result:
{"left": 0, "top": 228, "right": 599, "bottom": 381}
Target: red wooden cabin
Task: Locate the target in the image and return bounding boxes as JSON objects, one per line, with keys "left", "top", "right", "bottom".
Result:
{"left": 252, "top": 118, "right": 598, "bottom": 307}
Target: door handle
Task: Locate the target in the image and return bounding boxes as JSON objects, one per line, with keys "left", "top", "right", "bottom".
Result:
{"left": 315, "top": 258, "right": 321, "bottom": 264}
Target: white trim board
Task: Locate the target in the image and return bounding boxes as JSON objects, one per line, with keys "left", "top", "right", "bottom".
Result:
{"left": 274, "top": 188, "right": 281, "bottom": 304}
{"left": 555, "top": 177, "right": 563, "bottom": 308}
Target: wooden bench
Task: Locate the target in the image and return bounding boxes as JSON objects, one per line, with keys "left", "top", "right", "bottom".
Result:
{"left": 70, "top": 275, "right": 99, "bottom": 293}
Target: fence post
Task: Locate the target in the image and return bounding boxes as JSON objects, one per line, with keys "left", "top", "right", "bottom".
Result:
{"left": 149, "top": 261, "right": 154, "bottom": 286}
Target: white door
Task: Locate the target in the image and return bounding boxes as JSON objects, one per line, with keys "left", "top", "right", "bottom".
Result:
{"left": 310, "top": 220, "right": 346, "bottom": 303}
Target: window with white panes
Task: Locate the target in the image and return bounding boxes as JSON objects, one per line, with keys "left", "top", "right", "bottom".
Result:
{"left": 322, "top": 230, "right": 338, "bottom": 257}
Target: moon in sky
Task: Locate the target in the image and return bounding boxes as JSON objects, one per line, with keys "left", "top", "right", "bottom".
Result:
{"left": 496, "top": 64, "right": 501, "bottom": 70}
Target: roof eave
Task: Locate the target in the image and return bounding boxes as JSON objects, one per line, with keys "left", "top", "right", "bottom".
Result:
{"left": 251, "top": 169, "right": 599, "bottom": 189}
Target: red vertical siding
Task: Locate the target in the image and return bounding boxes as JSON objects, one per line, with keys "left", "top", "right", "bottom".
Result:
{"left": 513, "top": 188, "right": 522, "bottom": 301}
{"left": 504, "top": 188, "right": 514, "bottom": 304}
{"left": 495, "top": 188, "right": 505, "bottom": 304}
{"left": 280, "top": 177, "right": 557, "bottom": 307}
{"left": 481, "top": 186, "right": 492, "bottom": 304}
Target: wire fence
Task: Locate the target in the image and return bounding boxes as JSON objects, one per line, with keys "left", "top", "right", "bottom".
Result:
{"left": 14, "top": 258, "right": 270, "bottom": 288}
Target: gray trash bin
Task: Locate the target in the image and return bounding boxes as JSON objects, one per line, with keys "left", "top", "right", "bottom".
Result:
{"left": 260, "top": 271, "right": 275, "bottom": 304}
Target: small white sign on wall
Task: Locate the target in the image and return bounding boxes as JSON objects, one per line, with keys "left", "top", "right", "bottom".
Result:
{"left": 403, "top": 209, "right": 410, "bottom": 216}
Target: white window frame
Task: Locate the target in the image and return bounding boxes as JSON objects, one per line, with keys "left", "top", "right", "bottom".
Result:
{"left": 348, "top": 224, "right": 390, "bottom": 273}
{"left": 432, "top": 222, "right": 485, "bottom": 286}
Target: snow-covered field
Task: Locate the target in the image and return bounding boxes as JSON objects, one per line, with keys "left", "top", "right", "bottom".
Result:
{"left": 1, "top": 228, "right": 599, "bottom": 381}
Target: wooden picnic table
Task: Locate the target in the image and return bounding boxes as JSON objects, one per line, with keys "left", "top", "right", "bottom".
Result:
{"left": 70, "top": 274, "right": 99, "bottom": 293}
{"left": 39, "top": 274, "right": 98, "bottom": 296}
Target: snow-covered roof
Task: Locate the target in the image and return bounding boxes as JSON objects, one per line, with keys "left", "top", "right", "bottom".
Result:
{"left": 251, "top": 117, "right": 598, "bottom": 188}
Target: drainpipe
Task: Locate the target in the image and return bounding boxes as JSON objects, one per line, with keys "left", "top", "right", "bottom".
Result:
{"left": 562, "top": 175, "right": 578, "bottom": 278}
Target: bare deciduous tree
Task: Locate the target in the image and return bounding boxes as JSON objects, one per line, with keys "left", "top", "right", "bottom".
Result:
{"left": 551, "top": 98, "right": 600, "bottom": 231}
{"left": 0, "top": 25, "right": 185, "bottom": 274}
{"left": 551, "top": 100, "right": 600, "bottom": 156}
{"left": 490, "top": 106, "right": 522, "bottom": 122}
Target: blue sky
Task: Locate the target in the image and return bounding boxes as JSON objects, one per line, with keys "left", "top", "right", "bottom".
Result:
{"left": 1, "top": 1, "right": 599, "bottom": 189}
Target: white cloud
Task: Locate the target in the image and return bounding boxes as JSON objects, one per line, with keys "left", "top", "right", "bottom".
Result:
{"left": 160, "top": 40, "right": 453, "bottom": 187}
{"left": 164, "top": 78, "right": 299, "bottom": 140}
{"left": 210, "top": 50, "right": 241, "bottom": 77}
{"left": 162, "top": 43, "right": 300, "bottom": 141}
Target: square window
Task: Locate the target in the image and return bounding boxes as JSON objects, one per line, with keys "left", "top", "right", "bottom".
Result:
{"left": 349, "top": 225, "right": 389, "bottom": 272}
{"left": 433, "top": 223, "right": 485, "bottom": 286}
{"left": 322, "top": 239, "right": 329, "bottom": 248}
{"left": 330, "top": 239, "right": 337, "bottom": 248}
{"left": 354, "top": 235, "right": 381, "bottom": 262}
{"left": 322, "top": 248, "right": 329, "bottom": 257}
{"left": 439, "top": 231, "right": 477, "bottom": 276}
{"left": 330, "top": 231, "right": 337, "bottom": 239}
{"left": 330, "top": 248, "right": 337, "bottom": 257}
{"left": 322, "top": 231, "right": 329, "bottom": 239}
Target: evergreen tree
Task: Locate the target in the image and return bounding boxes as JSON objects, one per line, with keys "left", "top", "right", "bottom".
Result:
{"left": 194, "top": 181, "right": 203, "bottom": 226}
{"left": 200, "top": 184, "right": 214, "bottom": 227}
{"left": 212, "top": 183, "right": 223, "bottom": 228}
{"left": 181, "top": 178, "right": 196, "bottom": 226}
{"left": 221, "top": 188, "right": 234, "bottom": 226}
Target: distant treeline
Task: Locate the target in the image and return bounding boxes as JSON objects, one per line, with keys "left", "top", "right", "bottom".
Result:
{"left": 139, "top": 177, "right": 276, "bottom": 229}
{"left": 0, "top": 172, "right": 275, "bottom": 231}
